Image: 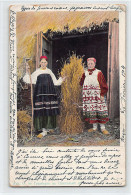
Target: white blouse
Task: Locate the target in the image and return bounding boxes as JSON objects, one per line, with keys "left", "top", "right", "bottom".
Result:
{"left": 23, "top": 68, "right": 63, "bottom": 86}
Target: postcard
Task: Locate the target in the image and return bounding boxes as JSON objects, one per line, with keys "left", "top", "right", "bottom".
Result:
{"left": 9, "top": 4, "right": 126, "bottom": 186}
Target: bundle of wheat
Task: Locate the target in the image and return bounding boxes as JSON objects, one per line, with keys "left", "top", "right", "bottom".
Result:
{"left": 17, "top": 110, "right": 32, "bottom": 142}
{"left": 59, "top": 54, "right": 84, "bottom": 135}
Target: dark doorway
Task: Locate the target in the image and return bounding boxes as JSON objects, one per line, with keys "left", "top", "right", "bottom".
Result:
{"left": 52, "top": 32, "right": 108, "bottom": 80}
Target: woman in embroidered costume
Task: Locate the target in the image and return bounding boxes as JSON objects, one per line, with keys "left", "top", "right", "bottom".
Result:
{"left": 23, "top": 56, "right": 65, "bottom": 138}
{"left": 80, "top": 57, "right": 109, "bottom": 135}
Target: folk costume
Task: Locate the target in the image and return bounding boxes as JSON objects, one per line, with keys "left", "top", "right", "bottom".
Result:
{"left": 80, "top": 58, "right": 109, "bottom": 133}
{"left": 23, "top": 64, "right": 63, "bottom": 135}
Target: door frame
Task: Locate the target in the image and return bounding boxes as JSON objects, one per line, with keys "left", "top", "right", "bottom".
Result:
{"left": 36, "top": 31, "right": 52, "bottom": 70}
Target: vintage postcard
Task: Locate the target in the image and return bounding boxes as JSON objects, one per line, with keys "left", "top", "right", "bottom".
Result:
{"left": 9, "top": 4, "right": 126, "bottom": 186}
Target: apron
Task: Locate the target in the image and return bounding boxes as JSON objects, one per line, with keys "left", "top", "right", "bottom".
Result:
{"left": 82, "top": 69, "right": 109, "bottom": 124}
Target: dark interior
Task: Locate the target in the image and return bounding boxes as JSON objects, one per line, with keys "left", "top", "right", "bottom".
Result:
{"left": 52, "top": 32, "right": 108, "bottom": 80}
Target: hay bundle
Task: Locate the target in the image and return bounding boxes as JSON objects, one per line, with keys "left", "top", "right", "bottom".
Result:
{"left": 59, "top": 54, "right": 84, "bottom": 135}
{"left": 17, "top": 110, "right": 32, "bottom": 142}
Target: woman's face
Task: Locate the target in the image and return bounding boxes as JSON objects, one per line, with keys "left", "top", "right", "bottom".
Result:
{"left": 40, "top": 58, "right": 48, "bottom": 69}
{"left": 87, "top": 60, "right": 95, "bottom": 69}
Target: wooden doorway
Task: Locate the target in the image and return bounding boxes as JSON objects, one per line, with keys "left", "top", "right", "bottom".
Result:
{"left": 51, "top": 32, "right": 108, "bottom": 81}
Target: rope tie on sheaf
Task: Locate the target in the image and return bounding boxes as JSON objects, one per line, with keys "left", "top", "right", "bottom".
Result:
{"left": 73, "top": 102, "right": 83, "bottom": 108}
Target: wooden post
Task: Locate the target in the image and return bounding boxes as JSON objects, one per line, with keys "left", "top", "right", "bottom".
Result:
{"left": 36, "top": 32, "right": 43, "bottom": 69}
{"left": 107, "top": 22, "right": 119, "bottom": 119}
{"left": 25, "top": 58, "right": 34, "bottom": 138}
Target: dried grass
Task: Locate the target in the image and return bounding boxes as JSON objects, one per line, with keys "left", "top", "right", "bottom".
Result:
{"left": 17, "top": 110, "right": 32, "bottom": 142}
{"left": 59, "top": 54, "right": 84, "bottom": 135}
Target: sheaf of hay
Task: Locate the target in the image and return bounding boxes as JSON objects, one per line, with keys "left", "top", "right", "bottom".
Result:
{"left": 17, "top": 110, "right": 32, "bottom": 142}
{"left": 59, "top": 54, "right": 84, "bottom": 135}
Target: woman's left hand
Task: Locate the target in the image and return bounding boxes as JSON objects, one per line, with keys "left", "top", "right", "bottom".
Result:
{"left": 100, "top": 96, "right": 104, "bottom": 101}
{"left": 62, "top": 76, "right": 67, "bottom": 82}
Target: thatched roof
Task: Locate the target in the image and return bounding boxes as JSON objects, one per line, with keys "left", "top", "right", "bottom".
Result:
{"left": 44, "top": 22, "right": 112, "bottom": 40}
{"left": 16, "top": 11, "right": 118, "bottom": 78}
{"left": 17, "top": 11, "right": 118, "bottom": 35}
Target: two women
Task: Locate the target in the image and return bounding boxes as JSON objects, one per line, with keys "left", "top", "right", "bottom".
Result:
{"left": 23, "top": 55, "right": 109, "bottom": 137}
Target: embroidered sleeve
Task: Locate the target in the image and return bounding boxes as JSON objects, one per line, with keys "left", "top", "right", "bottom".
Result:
{"left": 80, "top": 73, "right": 85, "bottom": 86}
{"left": 49, "top": 70, "right": 63, "bottom": 86}
{"left": 23, "top": 70, "right": 38, "bottom": 84}
{"left": 97, "top": 71, "right": 108, "bottom": 96}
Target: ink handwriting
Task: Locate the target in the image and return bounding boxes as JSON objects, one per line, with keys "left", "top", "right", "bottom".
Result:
{"left": 20, "top": 5, "right": 124, "bottom": 12}
{"left": 120, "top": 65, "right": 126, "bottom": 114}
{"left": 10, "top": 9, "right": 16, "bottom": 170}
{"left": 12, "top": 148, "right": 124, "bottom": 186}
{"left": 120, "top": 125, "right": 126, "bottom": 143}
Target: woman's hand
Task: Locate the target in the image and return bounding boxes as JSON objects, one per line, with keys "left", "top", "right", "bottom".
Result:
{"left": 100, "top": 96, "right": 104, "bottom": 101}
{"left": 61, "top": 75, "right": 67, "bottom": 82}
